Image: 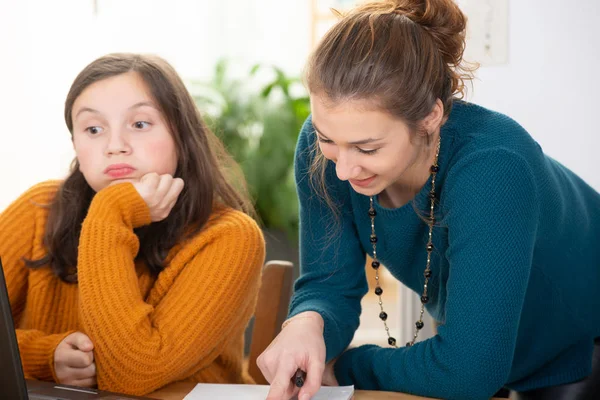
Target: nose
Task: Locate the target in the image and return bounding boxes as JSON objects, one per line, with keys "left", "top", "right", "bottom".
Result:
{"left": 335, "top": 151, "right": 361, "bottom": 181}
{"left": 104, "top": 129, "right": 132, "bottom": 156}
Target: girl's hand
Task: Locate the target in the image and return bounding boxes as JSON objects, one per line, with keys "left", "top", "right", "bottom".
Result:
{"left": 131, "top": 173, "right": 184, "bottom": 222}
{"left": 54, "top": 332, "right": 96, "bottom": 387}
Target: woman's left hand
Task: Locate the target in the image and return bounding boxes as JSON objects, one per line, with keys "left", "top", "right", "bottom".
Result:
{"left": 321, "top": 358, "right": 339, "bottom": 386}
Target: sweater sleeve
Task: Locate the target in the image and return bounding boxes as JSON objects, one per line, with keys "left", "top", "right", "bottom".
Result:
{"left": 288, "top": 116, "right": 369, "bottom": 361}
{"left": 76, "top": 183, "right": 265, "bottom": 395}
{"left": 0, "top": 181, "right": 74, "bottom": 382}
{"left": 334, "top": 149, "right": 539, "bottom": 400}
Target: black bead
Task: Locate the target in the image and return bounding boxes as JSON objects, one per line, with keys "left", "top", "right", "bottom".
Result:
{"left": 416, "top": 321, "right": 424, "bottom": 330}
{"left": 368, "top": 208, "right": 376, "bottom": 217}
{"left": 405, "top": 342, "right": 412, "bottom": 347}
{"left": 388, "top": 337, "right": 396, "bottom": 346}
{"left": 428, "top": 216, "right": 435, "bottom": 224}
{"left": 375, "top": 287, "right": 383, "bottom": 295}
{"left": 371, "top": 260, "right": 380, "bottom": 269}
{"left": 379, "top": 312, "right": 388, "bottom": 321}
{"left": 421, "top": 295, "right": 429, "bottom": 304}
{"left": 370, "top": 234, "right": 378, "bottom": 243}
{"left": 428, "top": 191, "right": 436, "bottom": 200}
{"left": 430, "top": 165, "right": 439, "bottom": 173}
{"left": 426, "top": 243, "right": 434, "bottom": 252}
{"left": 424, "top": 270, "right": 432, "bottom": 278}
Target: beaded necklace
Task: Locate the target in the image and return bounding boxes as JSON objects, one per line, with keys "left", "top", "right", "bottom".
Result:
{"left": 368, "top": 136, "right": 440, "bottom": 347}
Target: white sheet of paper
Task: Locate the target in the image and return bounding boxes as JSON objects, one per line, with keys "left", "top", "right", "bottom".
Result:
{"left": 183, "top": 383, "right": 354, "bottom": 400}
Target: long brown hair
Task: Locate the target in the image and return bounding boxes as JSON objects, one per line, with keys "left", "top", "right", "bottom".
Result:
{"left": 26, "top": 53, "right": 255, "bottom": 282}
{"left": 306, "top": 0, "right": 477, "bottom": 209}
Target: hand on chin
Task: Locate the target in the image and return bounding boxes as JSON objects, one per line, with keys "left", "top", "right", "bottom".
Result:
{"left": 107, "top": 177, "right": 139, "bottom": 187}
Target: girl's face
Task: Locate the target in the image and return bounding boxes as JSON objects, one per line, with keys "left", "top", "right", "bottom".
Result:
{"left": 71, "top": 72, "right": 178, "bottom": 192}
{"left": 311, "top": 94, "right": 425, "bottom": 197}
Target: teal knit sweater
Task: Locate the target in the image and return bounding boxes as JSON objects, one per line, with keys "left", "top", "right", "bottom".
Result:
{"left": 289, "top": 101, "right": 600, "bottom": 399}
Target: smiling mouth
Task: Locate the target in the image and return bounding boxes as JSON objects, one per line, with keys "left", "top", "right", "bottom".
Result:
{"left": 349, "top": 176, "right": 376, "bottom": 187}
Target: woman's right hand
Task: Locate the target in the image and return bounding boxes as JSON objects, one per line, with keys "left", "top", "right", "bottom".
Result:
{"left": 258, "top": 311, "right": 326, "bottom": 400}
{"left": 54, "top": 332, "right": 96, "bottom": 387}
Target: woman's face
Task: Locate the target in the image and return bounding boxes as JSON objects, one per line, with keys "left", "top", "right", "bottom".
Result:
{"left": 311, "top": 94, "right": 424, "bottom": 197}
{"left": 71, "top": 72, "right": 178, "bottom": 192}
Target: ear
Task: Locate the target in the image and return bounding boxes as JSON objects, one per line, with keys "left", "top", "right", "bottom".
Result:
{"left": 422, "top": 99, "right": 444, "bottom": 134}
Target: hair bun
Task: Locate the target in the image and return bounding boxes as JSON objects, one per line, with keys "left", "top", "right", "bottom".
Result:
{"left": 390, "top": 0, "right": 467, "bottom": 68}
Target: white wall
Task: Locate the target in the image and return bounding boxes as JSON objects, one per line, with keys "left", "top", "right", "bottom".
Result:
{"left": 0, "top": 0, "right": 599, "bottom": 212}
{"left": 468, "top": 0, "right": 600, "bottom": 190}
{"left": 0, "top": 0, "right": 311, "bottom": 210}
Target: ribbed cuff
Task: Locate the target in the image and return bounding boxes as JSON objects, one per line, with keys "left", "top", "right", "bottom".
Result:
{"left": 19, "top": 331, "right": 74, "bottom": 382}
{"left": 334, "top": 345, "right": 380, "bottom": 390}
{"left": 90, "top": 183, "right": 151, "bottom": 229}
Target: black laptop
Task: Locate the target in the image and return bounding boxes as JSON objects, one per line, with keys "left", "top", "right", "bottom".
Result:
{"left": 0, "top": 258, "right": 156, "bottom": 399}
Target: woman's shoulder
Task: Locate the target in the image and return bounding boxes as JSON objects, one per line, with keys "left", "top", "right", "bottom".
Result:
{"left": 447, "top": 101, "right": 531, "bottom": 142}
{"left": 207, "top": 207, "right": 263, "bottom": 235}
{"left": 0, "top": 181, "right": 62, "bottom": 252}
{"left": 445, "top": 101, "right": 543, "bottom": 165}
{"left": 8, "top": 180, "right": 62, "bottom": 211}
{"left": 185, "top": 206, "right": 265, "bottom": 250}
{"left": 163, "top": 207, "right": 265, "bottom": 271}
{"left": 166, "top": 207, "right": 265, "bottom": 275}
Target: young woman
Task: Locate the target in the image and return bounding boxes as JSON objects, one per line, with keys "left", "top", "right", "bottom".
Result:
{"left": 0, "top": 53, "right": 265, "bottom": 396}
{"left": 257, "top": 1, "right": 600, "bottom": 399}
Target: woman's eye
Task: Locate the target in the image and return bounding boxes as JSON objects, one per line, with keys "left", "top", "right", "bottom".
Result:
{"left": 357, "top": 147, "right": 379, "bottom": 155}
{"left": 86, "top": 126, "right": 102, "bottom": 135}
{"left": 317, "top": 136, "right": 333, "bottom": 144}
{"left": 133, "top": 121, "right": 151, "bottom": 129}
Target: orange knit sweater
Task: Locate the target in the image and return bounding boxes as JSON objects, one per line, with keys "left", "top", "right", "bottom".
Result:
{"left": 0, "top": 181, "right": 265, "bottom": 395}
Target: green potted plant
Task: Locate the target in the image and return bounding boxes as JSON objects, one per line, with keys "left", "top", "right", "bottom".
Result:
{"left": 190, "top": 60, "right": 310, "bottom": 271}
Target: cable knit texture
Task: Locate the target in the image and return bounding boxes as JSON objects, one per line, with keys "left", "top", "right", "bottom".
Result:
{"left": 290, "top": 101, "right": 600, "bottom": 400}
{"left": 0, "top": 181, "right": 265, "bottom": 395}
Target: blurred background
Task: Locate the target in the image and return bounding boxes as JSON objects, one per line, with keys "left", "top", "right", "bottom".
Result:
{"left": 0, "top": 0, "right": 598, "bottom": 348}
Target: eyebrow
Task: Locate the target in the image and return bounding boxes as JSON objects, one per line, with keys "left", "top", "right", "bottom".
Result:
{"left": 312, "top": 121, "right": 383, "bottom": 145}
{"left": 74, "top": 101, "right": 158, "bottom": 119}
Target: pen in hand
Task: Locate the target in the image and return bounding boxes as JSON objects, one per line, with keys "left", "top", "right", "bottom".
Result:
{"left": 293, "top": 368, "right": 306, "bottom": 388}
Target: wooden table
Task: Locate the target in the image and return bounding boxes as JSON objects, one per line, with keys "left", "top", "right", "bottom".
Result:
{"left": 149, "top": 381, "right": 505, "bottom": 400}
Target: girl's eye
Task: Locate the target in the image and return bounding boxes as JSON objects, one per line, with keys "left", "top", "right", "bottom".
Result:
{"left": 134, "top": 121, "right": 151, "bottom": 129}
{"left": 86, "top": 126, "right": 102, "bottom": 135}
